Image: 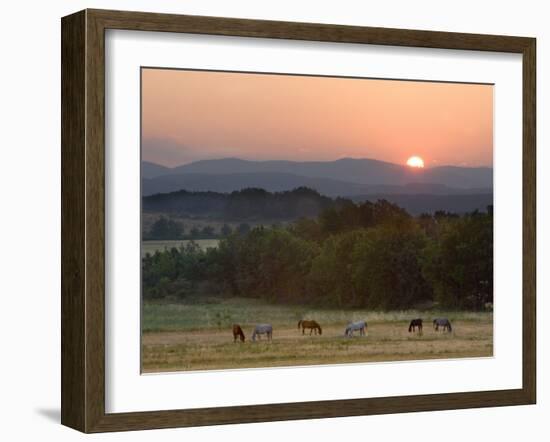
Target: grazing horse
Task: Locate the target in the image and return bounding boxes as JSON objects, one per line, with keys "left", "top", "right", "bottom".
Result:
{"left": 252, "top": 324, "right": 273, "bottom": 341}
{"left": 408, "top": 318, "right": 423, "bottom": 334}
{"left": 232, "top": 324, "right": 245, "bottom": 343}
{"left": 344, "top": 320, "right": 367, "bottom": 337}
{"left": 433, "top": 318, "right": 452, "bottom": 332}
{"left": 298, "top": 320, "right": 322, "bottom": 335}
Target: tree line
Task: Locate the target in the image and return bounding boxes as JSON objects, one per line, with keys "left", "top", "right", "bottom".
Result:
{"left": 144, "top": 217, "right": 252, "bottom": 240}
{"left": 142, "top": 198, "right": 493, "bottom": 310}
{"left": 143, "top": 187, "right": 346, "bottom": 220}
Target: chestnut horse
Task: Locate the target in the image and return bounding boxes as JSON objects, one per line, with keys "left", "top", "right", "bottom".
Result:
{"left": 298, "top": 319, "right": 322, "bottom": 335}
{"left": 232, "top": 324, "right": 245, "bottom": 342}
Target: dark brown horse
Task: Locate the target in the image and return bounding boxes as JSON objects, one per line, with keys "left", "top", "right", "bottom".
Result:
{"left": 408, "top": 318, "right": 423, "bottom": 334}
{"left": 298, "top": 320, "right": 322, "bottom": 335}
{"left": 232, "top": 324, "right": 245, "bottom": 342}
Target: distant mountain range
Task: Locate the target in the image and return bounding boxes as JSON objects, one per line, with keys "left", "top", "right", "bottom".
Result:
{"left": 142, "top": 158, "right": 493, "bottom": 197}
{"left": 142, "top": 171, "right": 494, "bottom": 198}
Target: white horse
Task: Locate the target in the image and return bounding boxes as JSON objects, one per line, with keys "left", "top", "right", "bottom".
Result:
{"left": 433, "top": 318, "right": 452, "bottom": 332}
{"left": 252, "top": 324, "right": 273, "bottom": 341}
{"left": 344, "top": 320, "right": 367, "bottom": 337}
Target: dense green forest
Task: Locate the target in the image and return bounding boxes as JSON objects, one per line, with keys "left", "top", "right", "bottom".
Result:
{"left": 142, "top": 194, "right": 493, "bottom": 310}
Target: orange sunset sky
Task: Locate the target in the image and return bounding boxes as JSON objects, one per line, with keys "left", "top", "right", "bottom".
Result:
{"left": 141, "top": 68, "right": 493, "bottom": 168}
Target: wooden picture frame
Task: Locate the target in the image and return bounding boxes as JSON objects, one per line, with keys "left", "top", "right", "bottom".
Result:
{"left": 61, "top": 9, "right": 536, "bottom": 433}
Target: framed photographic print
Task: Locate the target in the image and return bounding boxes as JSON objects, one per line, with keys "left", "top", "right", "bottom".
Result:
{"left": 61, "top": 9, "right": 536, "bottom": 433}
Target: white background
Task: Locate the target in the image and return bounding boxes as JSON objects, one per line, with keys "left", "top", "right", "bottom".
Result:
{"left": 106, "top": 31, "right": 522, "bottom": 413}
{"left": 0, "top": 0, "right": 547, "bottom": 440}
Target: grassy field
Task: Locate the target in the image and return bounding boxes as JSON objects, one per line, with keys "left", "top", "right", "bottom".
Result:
{"left": 142, "top": 212, "right": 287, "bottom": 236}
{"left": 142, "top": 239, "right": 220, "bottom": 257}
{"left": 142, "top": 297, "right": 493, "bottom": 373}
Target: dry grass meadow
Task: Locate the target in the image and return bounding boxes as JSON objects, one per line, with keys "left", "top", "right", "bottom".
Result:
{"left": 142, "top": 239, "right": 220, "bottom": 257}
{"left": 141, "top": 297, "right": 493, "bottom": 373}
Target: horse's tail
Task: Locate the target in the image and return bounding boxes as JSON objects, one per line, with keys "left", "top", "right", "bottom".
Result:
{"left": 252, "top": 331, "right": 256, "bottom": 341}
{"left": 318, "top": 326, "right": 322, "bottom": 335}
{"left": 408, "top": 321, "right": 413, "bottom": 332}
{"left": 298, "top": 320, "right": 302, "bottom": 329}
{"left": 433, "top": 319, "right": 437, "bottom": 328}
{"left": 447, "top": 322, "right": 452, "bottom": 332}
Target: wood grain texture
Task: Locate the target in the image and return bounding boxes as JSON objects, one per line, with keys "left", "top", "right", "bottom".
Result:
{"left": 85, "top": 9, "right": 107, "bottom": 432}
{"left": 90, "top": 8, "right": 532, "bottom": 52}
{"left": 522, "top": 38, "right": 536, "bottom": 403}
{"left": 60, "top": 8, "right": 537, "bottom": 433}
{"left": 61, "top": 10, "right": 86, "bottom": 432}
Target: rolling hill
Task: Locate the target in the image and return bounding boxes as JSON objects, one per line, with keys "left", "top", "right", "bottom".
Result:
{"left": 140, "top": 158, "right": 493, "bottom": 215}
{"left": 142, "top": 171, "right": 491, "bottom": 198}
{"left": 142, "top": 158, "right": 492, "bottom": 196}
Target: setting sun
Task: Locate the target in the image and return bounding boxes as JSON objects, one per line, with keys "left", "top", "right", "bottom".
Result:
{"left": 406, "top": 156, "right": 425, "bottom": 168}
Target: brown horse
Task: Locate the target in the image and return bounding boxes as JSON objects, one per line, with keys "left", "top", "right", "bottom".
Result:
{"left": 232, "top": 324, "right": 245, "bottom": 342}
{"left": 408, "top": 318, "right": 423, "bottom": 334}
{"left": 298, "top": 319, "right": 322, "bottom": 335}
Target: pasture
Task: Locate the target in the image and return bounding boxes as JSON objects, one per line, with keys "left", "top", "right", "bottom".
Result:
{"left": 142, "top": 212, "right": 286, "bottom": 236}
{"left": 142, "top": 239, "right": 220, "bottom": 257}
{"left": 142, "top": 297, "right": 493, "bottom": 373}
